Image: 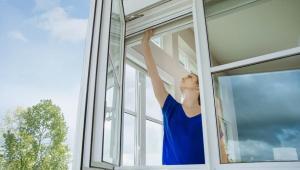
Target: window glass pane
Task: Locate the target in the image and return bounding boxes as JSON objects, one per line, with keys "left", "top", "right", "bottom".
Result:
{"left": 146, "top": 76, "right": 163, "bottom": 121}
{"left": 152, "top": 37, "right": 162, "bottom": 48}
{"left": 122, "top": 113, "right": 135, "bottom": 166}
{"left": 0, "top": 0, "right": 90, "bottom": 169}
{"left": 103, "top": 61, "right": 121, "bottom": 163}
{"left": 125, "top": 64, "right": 136, "bottom": 112}
{"left": 110, "top": 0, "right": 124, "bottom": 82}
{"left": 204, "top": 0, "right": 300, "bottom": 66}
{"left": 213, "top": 55, "right": 300, "bottom": 163}
{"left": 102, "top": 0, "right": 125, "bottom": 164}
{"left": 146, "top": 120, "right": 163, "bottom": 165}
{"left": 178, "top": 36, "right": 197, "bottom": 74}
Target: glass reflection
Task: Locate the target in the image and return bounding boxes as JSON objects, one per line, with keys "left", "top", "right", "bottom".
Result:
{"left": 122, "top": 114, "right": 135, "bottom": 165}
{"left": 146, "top": 120, "right": 163, "bottom": 165}
{"left": 125, "top": 64, "right": 136, "bottom": 112}
{"left": 146, "top": 76, "right": 163, "bottom": 121}
{"left": 213, "top": 55, "right": 300, "bottom": 163}
{"left": 102, "top": 0, "right": 124, "bottom": 164}
{"left": 103, "top": 61, "right": 121, "bottom": 163}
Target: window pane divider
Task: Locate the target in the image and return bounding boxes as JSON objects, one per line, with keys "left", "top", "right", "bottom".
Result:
{"left": 145, "top": 116, "right": 163, "bottom": 125}
{"left": 124, "top": 110, "right": 136, "bottom": 116}
{"left": 210, "top": 46, "right": 300, "bottom": 73}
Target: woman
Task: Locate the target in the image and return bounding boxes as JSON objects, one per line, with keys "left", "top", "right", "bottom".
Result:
{"left": 142, "top": 30, "right": 205, "bottom": 165}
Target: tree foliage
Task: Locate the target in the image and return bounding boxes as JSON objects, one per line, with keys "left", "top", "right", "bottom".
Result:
{"left": 0, "top": 100, "right": 70, "bottom": 170}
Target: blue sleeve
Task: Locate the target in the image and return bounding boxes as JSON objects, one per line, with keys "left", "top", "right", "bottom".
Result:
{"left": 162, "top": 94, "right": 178, "bottom": 119}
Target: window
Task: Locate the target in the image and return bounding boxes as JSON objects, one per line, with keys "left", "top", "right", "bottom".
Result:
{"left": 122, "top": 64, "right": 137, "bottom": 166}
{"left": 123, "top": 113, "right": 135, "bottom": 165}
{"left": 146, "top": 76, "right": 163, "bottom": 121}
{"left": 87, "top": 0, "right": 126, "bottom": 169}
{"left": 178, "top": 32, "right": 197, "bottom": 74}
{"left": 152, "top": 37, "right": 163, "bottom": 48}
{"left": 124, "top": 64, "right": 137, "bottom": 112}
{"left": 213, "top": 55, "right": 300, "bottom": 163}
{"left": 178, "top": 49, "right": 197, "bottom": 74}
{"left": 201, "top": 0, "right": 300, "bottom": 166}
{"left": 76, "top": 0, "right": 300, "bottom": 169}
{"left": 122, "top": 15, "right": 209, "bottom": 166}
{"left": 103, "top": 65, "right": 121, "bottom": 163}
{"left": 145, "top": 75, "right": 164, "bottom": 165}
{"left": 179, "top": 50, "right": 189, "bottom": 68}
{"left": 122, "top": 62, "right": 170, "bottom": 166}
{"left": 0, "top": 0, "right": 91, "bottom": 169}
{"left": 146, "top": 120, "right": 163, "bottom": 165}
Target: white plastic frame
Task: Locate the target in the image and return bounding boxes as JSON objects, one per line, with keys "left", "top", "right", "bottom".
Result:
{"left": 74, "top": 0, "right": 126, "bottom": 169}
{"left": 194, "top": 0, "right": 300, "bottom": 170}
{"left": 123, "top": 59, "right": 172, "bottom": 166}
{"left": 120, "top": 0, "right": 209, "bottom": 170}
{"left": 76, "top": 0, "right": 300, "bottom": 170}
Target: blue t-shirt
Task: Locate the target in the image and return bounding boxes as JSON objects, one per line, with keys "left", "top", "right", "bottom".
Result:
{"left": 162, "top": 94, "right": 205, "bottom": 165}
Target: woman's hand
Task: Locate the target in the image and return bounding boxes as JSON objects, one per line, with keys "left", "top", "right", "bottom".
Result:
{"left": 142, "top": 29, "right": 154, "bottom": 46}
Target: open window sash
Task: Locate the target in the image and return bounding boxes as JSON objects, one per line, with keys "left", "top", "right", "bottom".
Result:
{"left": 79, "top": 0, "right": 126, "bottom": 169}
{"left": 92, "top": 0, "right": 126, "bottom": 169}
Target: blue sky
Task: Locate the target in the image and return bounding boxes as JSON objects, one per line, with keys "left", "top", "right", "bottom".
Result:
{"left": 0, "top": 0, "right": 91, "bottom": 165}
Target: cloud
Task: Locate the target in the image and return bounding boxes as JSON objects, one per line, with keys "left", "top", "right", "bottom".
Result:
{"left": 218, "top": 70, "right": 300, "bottom": 162}
{"left": 8, "top": 31, "right": 28, "bottom": 42}
{"left": 35, "top": 7, "right": 88, "bottom": 43}
{"left": 238, "top": 139, "right": 274, "bottom": 161}
{"left": 34, "top": 0, "right": 60, "bottom": 12}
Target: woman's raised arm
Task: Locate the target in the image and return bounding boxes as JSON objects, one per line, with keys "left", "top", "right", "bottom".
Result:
{"left": 142, "top": 30, "right": 168, "bottom": 107}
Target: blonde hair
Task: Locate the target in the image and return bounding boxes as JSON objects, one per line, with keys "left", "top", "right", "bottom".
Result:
{"left": 191, "top": 73, "right": 201, "bottom": 105}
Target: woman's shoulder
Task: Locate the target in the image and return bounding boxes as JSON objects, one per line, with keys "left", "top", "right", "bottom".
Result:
{"left": 162, "top": 94, "right": 180, "bottom": 111}
{"left": 161, "top": 94, "right": 181, "bottom": 119}
{"left": 165, "top": 94, "right": 180, "bottom": 105}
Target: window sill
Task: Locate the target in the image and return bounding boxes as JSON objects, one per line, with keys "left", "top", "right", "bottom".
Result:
{"left": 116, "top": 164, "right": 208, "bottom": 170}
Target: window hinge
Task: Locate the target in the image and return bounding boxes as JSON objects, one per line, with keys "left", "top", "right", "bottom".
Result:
{"left": 125, "top": 14, "right": 144, "bottom": 22}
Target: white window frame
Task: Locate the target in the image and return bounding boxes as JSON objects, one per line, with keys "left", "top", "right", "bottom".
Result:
{"left": 122, "top": 0, "right": 209, "bottom": 169}
{"left": 193, "top": 0, "right": 300, "bottom": 170}
{"left": 75, "top": 0, "right": 300, "bottom": 170}
{"left": 122, "top": 60, "right": 171, "bottom": 166}
{"left": 73, "top": 0, "right": 102, "bottom": 169}
{"left": 74, "top": 0, "right": 126, "bottom": 169}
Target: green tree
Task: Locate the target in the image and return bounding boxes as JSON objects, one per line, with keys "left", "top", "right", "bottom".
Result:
{"left": 0, "top": 100, "right": 70, "bottom": 170}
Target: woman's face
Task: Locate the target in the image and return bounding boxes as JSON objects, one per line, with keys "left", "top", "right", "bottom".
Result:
{"left": 180, "top": 73, "right": 199, "bottom": 91}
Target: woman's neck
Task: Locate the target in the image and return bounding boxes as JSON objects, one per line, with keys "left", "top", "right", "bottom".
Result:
{"left": 182, "top": 90, "right": 200, "bottom": 109}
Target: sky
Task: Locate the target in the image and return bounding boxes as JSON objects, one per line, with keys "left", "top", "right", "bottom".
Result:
{"left": 0, "top": 0, "right": 91, "bottom": 167}
{"left": 0, "top": 0, "right": 163, "bottom": 167}
{"left": 219, "top": 69, "right": 300, "bottom": 162}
